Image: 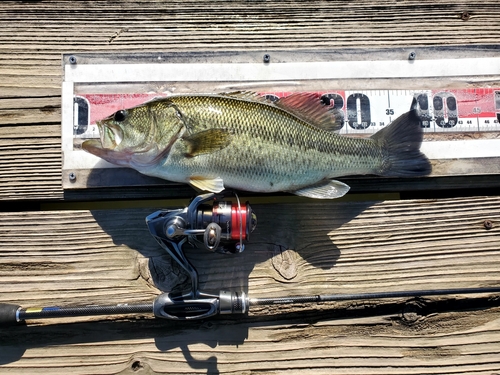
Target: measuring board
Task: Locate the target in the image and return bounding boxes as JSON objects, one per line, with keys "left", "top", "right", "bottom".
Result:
{"left": 61, "top": 49, "right": 500, "bottom": 189}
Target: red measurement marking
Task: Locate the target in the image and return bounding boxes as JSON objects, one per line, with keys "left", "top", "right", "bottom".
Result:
{"left": 433, "top": 88, "right": 497, "bottom": 118}
{"left": 80, "top": 89, "right": 500, "bottom": 126}
{"left": 83, "top": 93, "right": 167, "bottom": 125}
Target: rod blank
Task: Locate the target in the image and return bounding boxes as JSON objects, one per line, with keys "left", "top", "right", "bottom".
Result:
{"left": 249, "top": 287, "right": 500, "bottom": 306}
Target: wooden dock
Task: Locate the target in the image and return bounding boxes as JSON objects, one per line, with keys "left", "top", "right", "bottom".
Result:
{"left": 1, "top": 1, "right": 500, "bottom": 374}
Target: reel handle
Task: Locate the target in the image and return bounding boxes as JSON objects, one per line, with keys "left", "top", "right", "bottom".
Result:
{"left": 153, "top": 291, "right": 247, "bottom": 320}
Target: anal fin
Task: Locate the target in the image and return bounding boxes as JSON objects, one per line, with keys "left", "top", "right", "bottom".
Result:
{"left": 289, "top": 179, "right": 350, "bottom": 199}
{"left": 189, "top": 176, "right": 225, "bottom": 193}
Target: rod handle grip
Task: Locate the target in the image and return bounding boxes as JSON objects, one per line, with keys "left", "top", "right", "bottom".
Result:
{"left": 0, "top": 303, "right": 21, "bottom": 326}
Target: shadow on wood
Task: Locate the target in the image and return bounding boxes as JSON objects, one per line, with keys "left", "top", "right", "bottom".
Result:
{"left": 2, "top": 296, "right": 500, "bottom": 373}
{"left": 0, "top": 318, "right": 246, "bottom": 373}
{"left": 90, "top": 199, "right": 372, "bottom": 294}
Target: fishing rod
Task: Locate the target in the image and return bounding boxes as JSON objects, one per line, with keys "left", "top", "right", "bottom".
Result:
{"left": 3, "top": 286, "right": 500, "bottom": 326}
{"left": 2, "top": 192, "right": 499, "bottom": 326}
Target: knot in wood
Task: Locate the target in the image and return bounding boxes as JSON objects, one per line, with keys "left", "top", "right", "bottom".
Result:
{"left": 131, "top": 360, "right": 143, "bottom": 372}
{"left": 401, "top": 300, "right": 427, "bottom": 324}
{"left": 272, "top": 246, "right": 298, "bottom": 281}
{"left": 460, "top": 11, "right": 471, "bottom": 21}
{"left": 483, "top": 220, "right": 493, "bottom": 230}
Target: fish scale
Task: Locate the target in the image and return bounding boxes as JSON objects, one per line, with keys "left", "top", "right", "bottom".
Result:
{"left": 161, "top": 96, "right": 378, "bottom": 192}
{"left": 181, "top": 97, "right": 368, "bottom": 162}
{"left": 83, "top": 92, "right": 431, "bottom": 199}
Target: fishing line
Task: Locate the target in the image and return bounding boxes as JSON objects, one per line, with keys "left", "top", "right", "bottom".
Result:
{"left": 235, "top": 192, "right": 244, "bottom": 252}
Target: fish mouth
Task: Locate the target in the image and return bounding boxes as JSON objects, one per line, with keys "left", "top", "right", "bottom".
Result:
{"left": 81, "top": 137, "right": 131, "bottom": 166}
{"left": 96, "top": 121, "right": 124, "bottom": 150}
{"left": 81, "top": 121, "right": 129, "bottom": 166}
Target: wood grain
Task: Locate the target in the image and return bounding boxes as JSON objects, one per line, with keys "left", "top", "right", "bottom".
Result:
{"left": 1, "top": 310, "right": 500, "bottom": 374}
{"left": 1, "top": 2, "right": 500, "bottom": 371}
{"left": 1, "top": 1, "right": 500, "bottom": 200}
{"left": 1, "top": 196, "right": 499, "bottom": 373}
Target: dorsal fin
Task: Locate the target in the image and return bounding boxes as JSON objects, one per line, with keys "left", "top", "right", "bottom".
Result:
{"left": 275, "top": 93, "right": 343, "bottom": 132}
{"left": 219, "top": 91, "right": 272, "bottom": 104}
{"left": 219, "top": 91, "right": 343, "bottom": 132}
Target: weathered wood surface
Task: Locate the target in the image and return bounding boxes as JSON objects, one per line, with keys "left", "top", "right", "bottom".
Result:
{"left": 1, "top": 1, "right": 500, "bottom": 201}
{"left": 1, "top": 196, "right": 499, "bottom": 374}
{"left": 2, "top": 1, "right": 500, "bottom": 373}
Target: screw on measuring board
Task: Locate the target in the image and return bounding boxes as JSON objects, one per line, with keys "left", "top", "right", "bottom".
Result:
{"left": 69, "top": 56, "right": 77, "bottom": 64}
{"left": 69, "top": 172, "right": 77, "bottom": 182}
{"left": 408, "top": 52, "right": 416, "bottom": 61}
{"left": 263, "top": 54, "right": 271, "bottom": 63}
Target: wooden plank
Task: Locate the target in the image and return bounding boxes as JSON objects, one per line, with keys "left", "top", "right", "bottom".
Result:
{"left": 1, "top": 196, "right": 499, "bottom": 373}
{"left": 0, "top": 310, "right": 499, "bottom": 374}
{"left": 1, "top": 1, "right": 500, "bottom": 201}
{"left": 0, "top": 1, "right": 498, "bottom": 49}
{"left": 0, "top": 131, "right": 62, "bottom": 200}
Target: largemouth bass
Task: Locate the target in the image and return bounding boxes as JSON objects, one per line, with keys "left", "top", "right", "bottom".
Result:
{"left": 82, "top": 92, "right": 431, "bottom": 199}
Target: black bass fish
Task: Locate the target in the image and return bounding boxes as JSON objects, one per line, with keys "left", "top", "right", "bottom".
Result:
{"left": 82, "top": 92, "right": 431, "bottom": 199}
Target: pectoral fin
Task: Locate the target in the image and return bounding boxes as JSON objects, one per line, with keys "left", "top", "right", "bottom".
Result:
{"left": 189, "top": 176, "right": 225, "bottom": 193}
{"left": 183, "top": 129, "right": 232, "bottom": 157}
{"left": 289, "top": 179, "right": 350, "bottom": 199}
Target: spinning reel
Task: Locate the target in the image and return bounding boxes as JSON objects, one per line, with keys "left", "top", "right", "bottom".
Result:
{"left": 145, "top": 192, "right": 257, "bottom": 319}
{"left": 147, "top": 192, "right": 256, "bottom": 255}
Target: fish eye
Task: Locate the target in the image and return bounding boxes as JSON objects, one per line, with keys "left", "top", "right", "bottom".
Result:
{"left": 114, "top": 110, "right": 127, "bottom": 122}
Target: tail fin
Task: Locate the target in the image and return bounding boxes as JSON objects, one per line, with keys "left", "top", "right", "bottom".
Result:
{"left": 371, "top": 105, "right": 431, "bottom": 177}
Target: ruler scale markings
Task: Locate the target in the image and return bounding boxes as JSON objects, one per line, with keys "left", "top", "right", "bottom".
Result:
{"left": 387, "top": 90, "right": 392, "bottom": 123}
{"left": 62, "top": 57, "right": 500, "bottom": 176}
{"left": 69, "top": 89, "right": 500, "bottom": 137}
